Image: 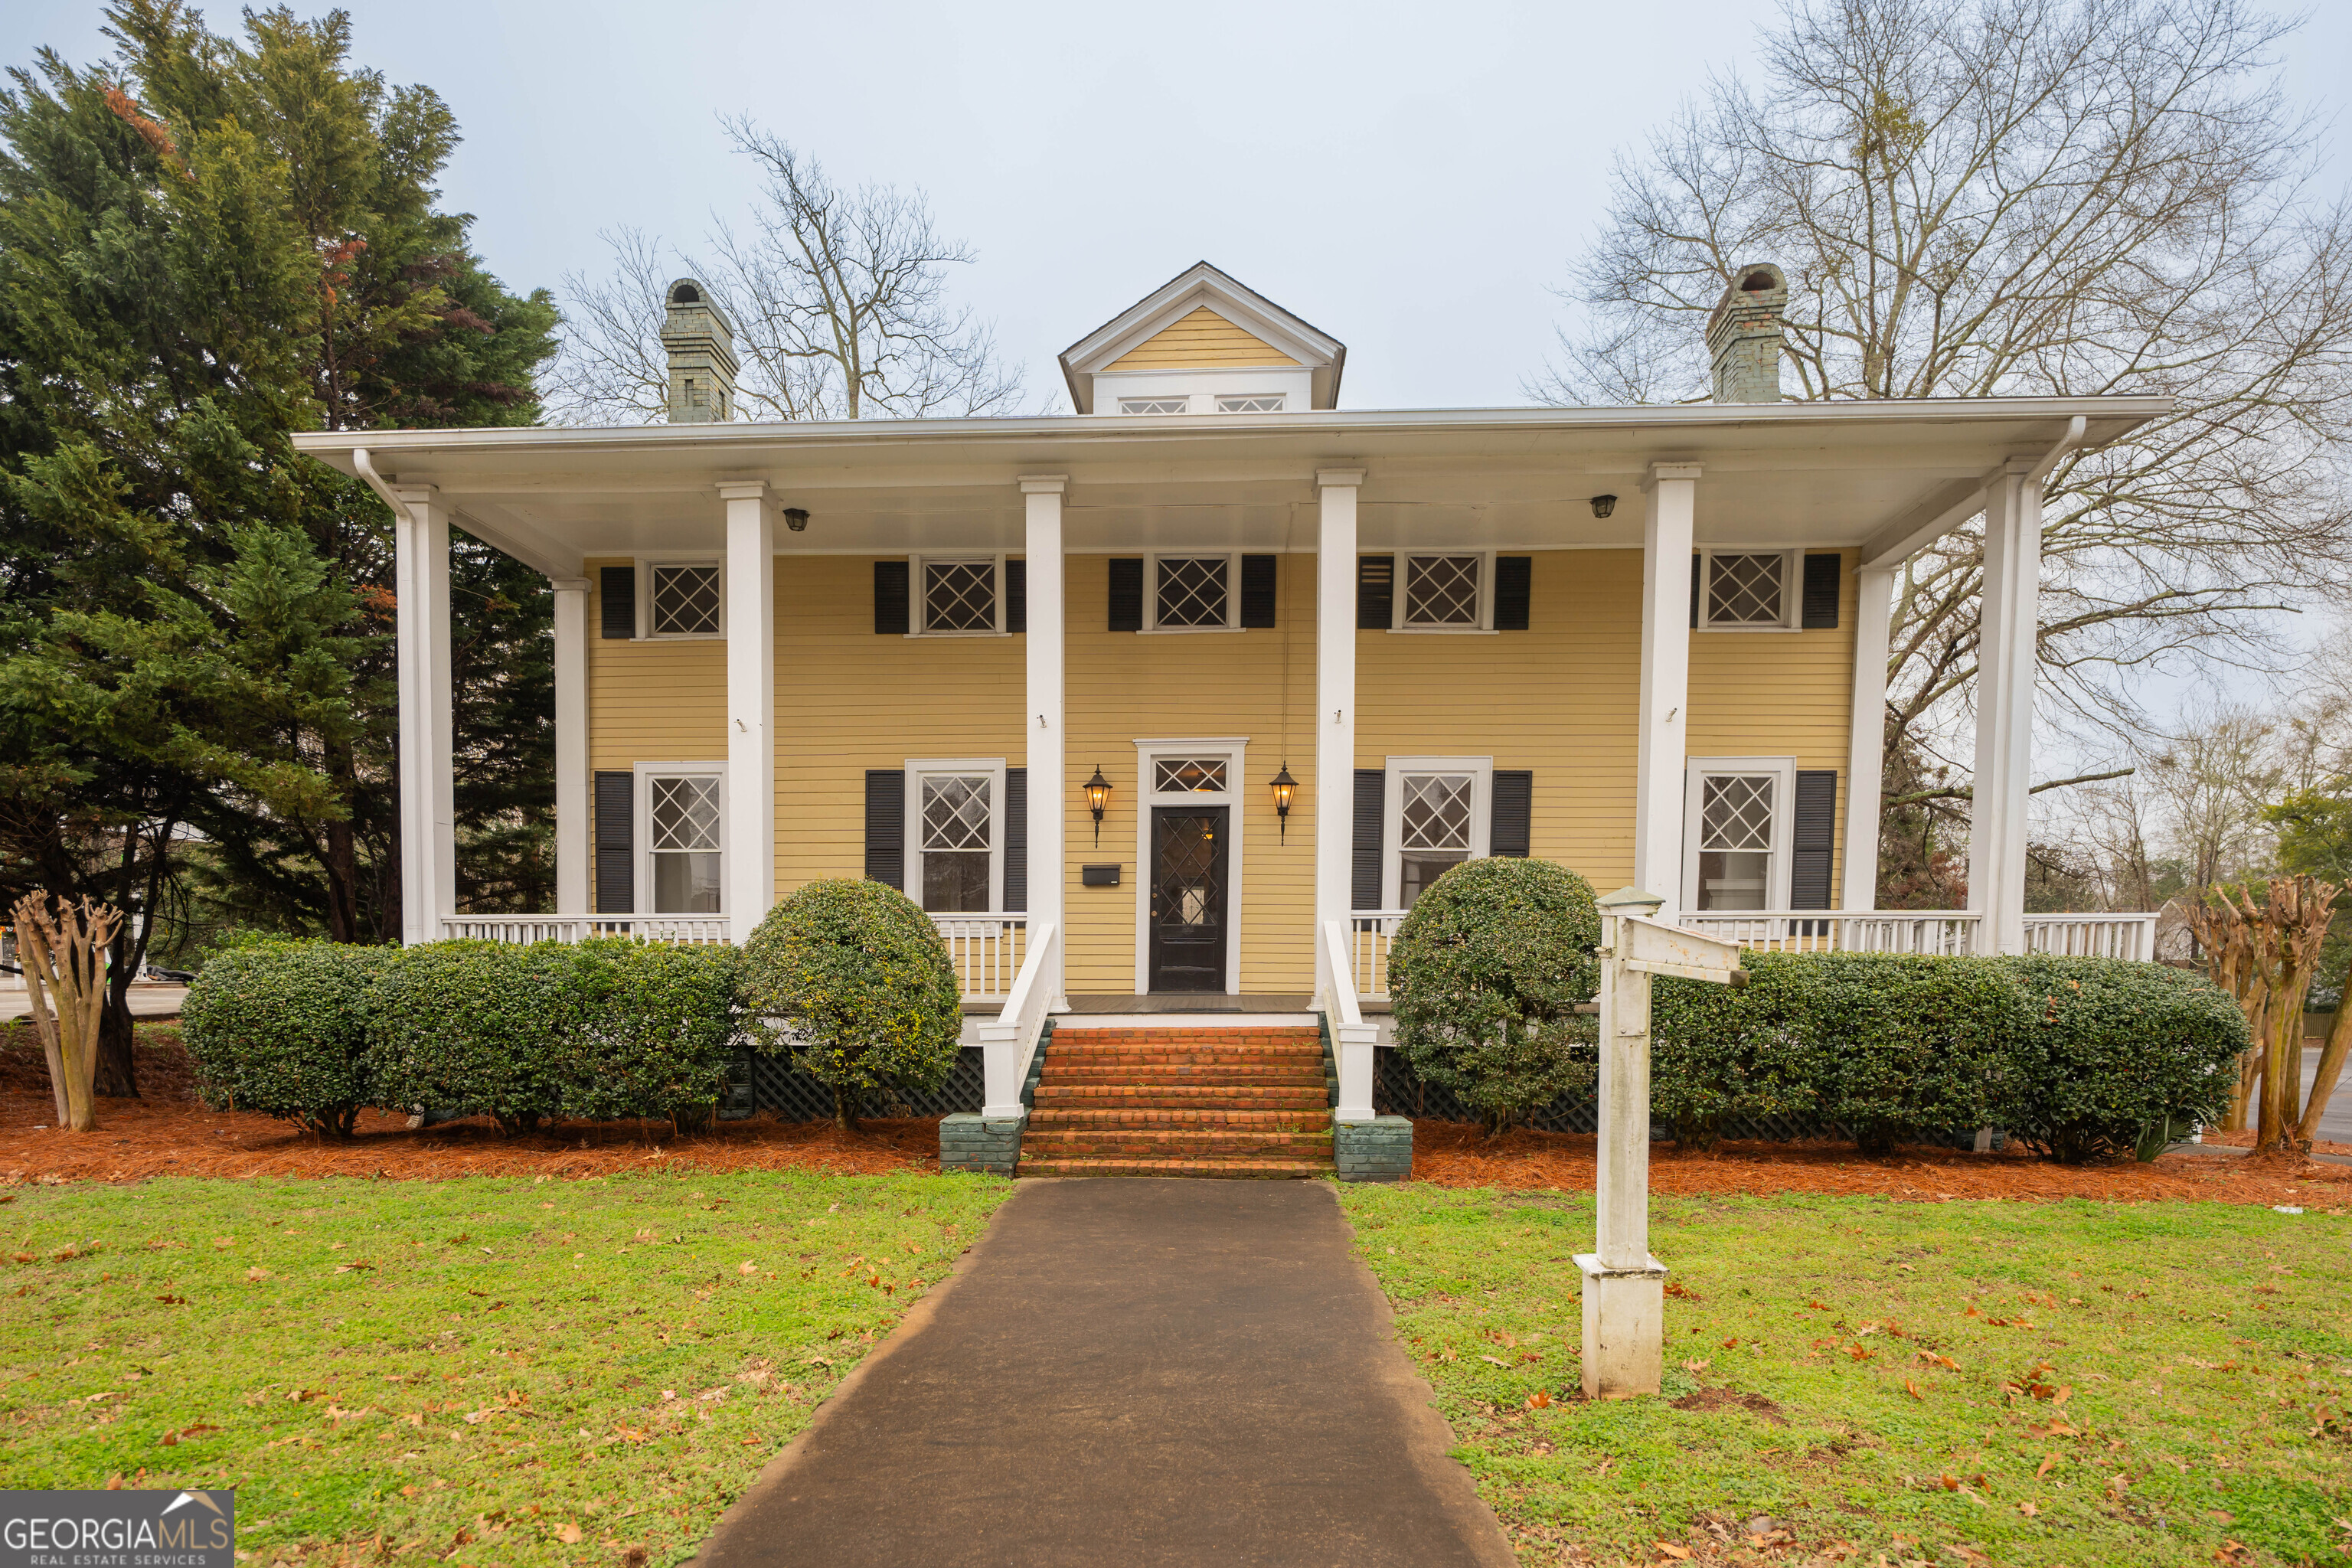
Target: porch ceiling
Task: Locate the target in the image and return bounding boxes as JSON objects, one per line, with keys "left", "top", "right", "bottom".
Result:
{"left": 292, "top": 397, "right": 2165, "bottom": 578}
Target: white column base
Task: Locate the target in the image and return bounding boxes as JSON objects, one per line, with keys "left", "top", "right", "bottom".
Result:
{"left": 1576, "top": 1252, "right": 1669, "bottom": 1399}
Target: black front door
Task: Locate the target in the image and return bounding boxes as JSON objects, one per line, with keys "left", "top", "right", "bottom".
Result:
{"left": 1149, "top": 806, "right": 1230, "bottom": 992}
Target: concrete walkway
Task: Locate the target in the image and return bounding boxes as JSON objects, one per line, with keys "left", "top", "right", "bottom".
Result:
{"left": 696, "top": 1180, "right": 1514, "bottom": 1568}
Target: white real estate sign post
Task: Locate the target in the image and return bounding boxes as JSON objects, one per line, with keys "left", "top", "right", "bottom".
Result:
{"left": 1578, "top": 888, "right": 1746, "bottom": 1398}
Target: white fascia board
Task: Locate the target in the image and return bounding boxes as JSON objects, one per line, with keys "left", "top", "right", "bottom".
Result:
{"left": 1860, "top": 478, "right": 1988, "bottom": 569}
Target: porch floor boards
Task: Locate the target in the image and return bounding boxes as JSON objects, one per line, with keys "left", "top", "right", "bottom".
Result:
{"left": 1019, "top": 1025, "right": 1335, "bottom": 1181}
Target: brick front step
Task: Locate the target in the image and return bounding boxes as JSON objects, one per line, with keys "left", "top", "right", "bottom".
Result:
{"left": 1023, "top": 1129, "right": 1334, "bottom": 1157}
{"left": 1034, "top": 1085, "right": 1330, "bottom": 1110}
{"left": 1052, "top": 1029, "right": 1322, "bottom": 1042}
{"left": 1049, "top": 1047, "right": 1323, "bottom": 1063}
{"left": 1047, "top": 1064, "right": 1325, "bottom": 1086}
{"left": 1015, "top": 1156, "right": 1325, "bottom": 1180}
{"left": 1029, "top": 1107, "right": 1331, "bottom": 1131}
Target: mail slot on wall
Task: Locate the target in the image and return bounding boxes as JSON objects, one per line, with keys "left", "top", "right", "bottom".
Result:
{"left": 1081, "top": 864, "right": 1122, "bottom": 887}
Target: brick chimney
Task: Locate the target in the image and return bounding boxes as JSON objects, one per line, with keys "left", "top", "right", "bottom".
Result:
{"left": 662, "top": 278, "right": 737, "bottom": 423}
{"left": 1706, "top": 263, "right": 1787, "bottom": 403}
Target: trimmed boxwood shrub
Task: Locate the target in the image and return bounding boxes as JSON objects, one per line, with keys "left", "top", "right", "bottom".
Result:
{"left": 365, "top": 941, "right": 583, "bottom": 1134}
{"left": 1995, "top": 956, "right": 2247, "bottom": 1164}
{"left": 1390, "top": 858, "right": 1602, "bottom": 1135}
{"left": 182, "top": 939, "right": 395, "bottom": 1138}
{"left": 737, "top": 879, "right": 962, "bottom": 1130}
{"left": 557, "top": 939, "right": 745, "bottom": 1125}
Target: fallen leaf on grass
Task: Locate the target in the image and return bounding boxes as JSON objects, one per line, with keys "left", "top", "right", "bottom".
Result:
{"left": 555, "top": 1523, "right": 582, "bottom": 1544}
{"left": 1526, "top": 1390, "right": 1551, "bottom": 1410}
{"left": 2017, "top": 1501, "right": 2039, "bottom": 1517}
{"left": 1916, "top": 1351, "right": 1960, "bottom": 1370}
{"left": 1905, "top": 1380, "right": 1923, "bottom": 1400}
{"left": 2036, "top": 1453, "right": 2060, "bottom": 1478}
{"left": 1478, "top": 1354, "right": 1509, "bottom": 1367}
{"left": 1682, "top": 1359, "right": 1709, "bottom": 1374}
{"left": 737, "top": 1262, "right": 758, "bottom": 1276}
{"left": 244, "top": 1266, "right": 268, "bottom": 1282}
{"left": 1654, "top": 1545, "right": 1692, "bottom": 1561}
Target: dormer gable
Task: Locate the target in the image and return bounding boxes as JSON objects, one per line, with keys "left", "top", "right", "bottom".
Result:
{"left": 1059, "top": 262, "right": 1345, "bottom": 414}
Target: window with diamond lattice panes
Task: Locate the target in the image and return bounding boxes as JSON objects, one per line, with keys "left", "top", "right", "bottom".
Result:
{"left": 648, "top": 775, "right": 722, "bottom": 912}
{"left": 650, "top": 564, "right": 721, "bottom": 635}
{"left": 1153, "top": 758, "right": 1228, "bottom": 793}
{"left": 1404, "top": 555, "right": 1481, "bottom": 627}
{"left": 920, "top": 775, "right": 992, "bottom": 911}
{"left": 1400, "top": 773, "right": 1474, "bottom": 906}
{"left": 1155, "top": 557, "right": 1229, "bottom": 628}
{"left": 1119, "top": 397, "right": 1187, "bottom": 414}
{"left": 1697, "top": 774, "right": 1775, "bottom": 910}
{"left": 923, "top": 560, "right": 996, "bottom": 632}
{"left": 1705, "top": 554, "right": 1787, "bottom": 628}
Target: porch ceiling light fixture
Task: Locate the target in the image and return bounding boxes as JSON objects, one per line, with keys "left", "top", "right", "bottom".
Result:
{"left": 1269, "top": 763, "right": 1298, "bottom": 843}
{"left": 1589, "top": 494, "right": 1617, "bottom": 519}
{"left": 782, "top": 507, "right": 810, "bottom": 532}
{"left": 1084, "top": 764, "right": 1112, "bottom": 846}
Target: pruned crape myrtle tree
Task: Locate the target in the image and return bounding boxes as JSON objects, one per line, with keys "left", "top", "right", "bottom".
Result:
{"left": 1537, "top": 0, "right": 2352, "bottom": 881}
{"left": 549, "top": 118, "right": 1025, "bottom": 424}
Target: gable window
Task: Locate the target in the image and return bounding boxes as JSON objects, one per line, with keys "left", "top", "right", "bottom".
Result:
{"left": 648, "top": 563, "right": 722, "bottom": 637}
{"left": 645, "top": 771, "right": 723, "bottom": 913}
{"left": 921, "top": 557, "right": 999, "bottom": 634}
{"left": 906, "top": 760, "right": 1005, "bottom": 913}
{"left": 1699, "top": 551, "right": 1796, "bottom": 629}
{"left": 1119, "top": 397, "right": 1188, "bottom": 415}
{"left": 1382, "top": 756, "right": 1493, "bottom": 908}
{"left": 1216, "top": 394, "right": 1285, "bottom": 413}
{"left": 1152, "top": 555, "right": 1233, "bottom": 629}
{"left": 1682, "top": 757, "right": 1797, "bottom": 910}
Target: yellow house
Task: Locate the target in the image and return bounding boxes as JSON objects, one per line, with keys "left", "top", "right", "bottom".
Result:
{"left": 293, "top": 262, "right": 2164, "bottom": 1174}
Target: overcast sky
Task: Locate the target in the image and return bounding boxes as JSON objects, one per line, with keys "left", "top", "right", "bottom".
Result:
{"left": 10, "top": 0, "right": 2346, "bottom": 416}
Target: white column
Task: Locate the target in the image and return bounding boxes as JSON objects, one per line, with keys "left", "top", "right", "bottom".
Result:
{"left": 1971, "top": 460, "right": 2039, "bottom": 955}
{"left": 392, "top": 485, "right": 455, "bottom": 945}
{"left": 1842, "top": 564, "right": 1897, "bottom": 913}
{"left": 719, "top": 482, "right": 776, "bottom": 944}
{"left": 550, "top": 577, "right": 590, "bottom": 914}
{"left": 1633, "top": 463, "right": 1699, "bottom": 920}
{"left": 1020, "top": 476, "right": 1068, "bottom": 1004}
{"left": 1313, "top": 468, "right": 1364, "bottom": 992}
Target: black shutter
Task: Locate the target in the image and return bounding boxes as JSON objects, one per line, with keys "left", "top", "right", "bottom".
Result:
{"left": 1004, "top": 558, "right": 1026, "bottom": 634}
{"left": 599, "top": 566, "right": 635, "bottom": 639}
{"left": 1357, "top": 557, "right": 1394, "bottom": 629}
{"left": 1493, "top": 557, "right": 1531, "bottom": 631}
{"left": 1352, "top": 769, "right": 1385, "bottom": 910}
{"left": 864, "top": 769, "right": 906, "bottom": 890}
{"left": 874, "top": 560, "right": 910, "bottom": 635}
{"left": 594, "top": 771, "right": 633, "bottom": 913}
{"left": 1791, "top": 769, "right": 1837, "bottom": 910}
{"left": 1802, "top": 554, "right": 1841, "bottom": 629}
{"left": 1690, "top": 554, "right": 1703, "bottom": 629}
{"left": 1239, "top": 554, "right": 1277, "bottom": 628}
{"left": 1107, "top": 557, "right": 1144, "bottom": 632}
{"left": 1491, "top": 771, "right": 1533, "bottom": 857}
{"left": 1003, "top": 767, "right": 1027, "bottom": 913}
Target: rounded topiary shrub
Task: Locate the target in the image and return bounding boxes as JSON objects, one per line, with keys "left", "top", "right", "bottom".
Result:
{"left": 559, "top": 939, "right": 744, "bottom": 1126}
{"left": 1389, "top": 858, "right": 1602, "bottom": 1135}
{"left": 365, "top": 941, "right": 582, "bottom": 1135}
{"left": 182, "top": 939, "right": 395, "bottom": 1138}
{"left": 737, "top": 879, "right": 962, "bottom": 1130}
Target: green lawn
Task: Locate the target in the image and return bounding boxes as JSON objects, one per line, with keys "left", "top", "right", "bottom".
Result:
{"left": 4, "top": 1171, "right": 1013, "bottom": 1566}
{"left": 1337, "top": 1186, "right": 2352, "bottom": 1567}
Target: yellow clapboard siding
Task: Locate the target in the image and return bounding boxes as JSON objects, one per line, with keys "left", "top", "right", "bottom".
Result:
{"left": 1104, "top": 306, "right": 1300, "bottom": 369}
{"left": 580, "top": 548, "right": 1863, "bottom": 989}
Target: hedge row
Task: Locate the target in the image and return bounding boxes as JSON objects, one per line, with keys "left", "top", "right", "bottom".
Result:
{"left": 185, "top": 937, "right": 745, "bottom": 1137}
{"left": 1652, "top": 951, "right": 2249, "bottom": 1162}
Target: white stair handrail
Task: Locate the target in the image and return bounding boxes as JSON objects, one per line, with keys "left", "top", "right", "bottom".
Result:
{"left": 975, "top": 920, "right": 1058, "bottom": 1119}
{"left": 1320, "top": 919, "right": 1378, "bottom": 1121}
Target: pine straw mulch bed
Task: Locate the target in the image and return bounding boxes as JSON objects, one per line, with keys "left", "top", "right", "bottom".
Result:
{"left": 1408, "top": 1119, "right": 2352, "bottom": 1208}
{"left": 0, "top": 1025, "right": 936, "bottom": 1185}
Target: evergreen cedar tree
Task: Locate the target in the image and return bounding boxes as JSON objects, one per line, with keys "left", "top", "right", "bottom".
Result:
{"left": 737, "top": 880, "right": 965, "bottom": 1133}
{"left": 0, "top": 1, "right": 559, "bottom": 1092}
{"left": 1389, "top": 858, "right": 1605, "bottom": 1137}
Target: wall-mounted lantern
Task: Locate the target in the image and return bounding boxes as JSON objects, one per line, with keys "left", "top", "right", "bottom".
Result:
{"left": 1084, "top": 764, "right": 1112, "bottom": 846}
{"left": 1269, "top": 763, "right": 1298, "bottom": 844}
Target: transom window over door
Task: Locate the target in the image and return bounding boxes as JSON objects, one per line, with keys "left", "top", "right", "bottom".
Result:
{"left": 648, "top": 564, "right": 721, "bottom": 636}
{"left": 1155, "top": 557, "right": 1230, "bottom": 628}
{"left": 647, "top": 774, "right": 721, "bottom": 912}
{"left": 920, "top": 773, "right": 993, "bottom": 912}
{"left": 1153, "top": 757, "right": 1228, "bottom": 792}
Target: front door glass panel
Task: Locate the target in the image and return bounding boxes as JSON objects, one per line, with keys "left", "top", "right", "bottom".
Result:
{"left": 1149, "top": 806, "right": 1229, "bottom": 991}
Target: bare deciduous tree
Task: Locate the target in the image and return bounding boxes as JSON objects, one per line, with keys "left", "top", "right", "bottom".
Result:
{"left": 547, "top": 121, "right": 1024, "bottom": 424}
{"left": 1537, "top": 0, "right": 2352, "bottom": 780}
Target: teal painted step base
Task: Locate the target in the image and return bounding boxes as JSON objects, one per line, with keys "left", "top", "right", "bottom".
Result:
{"left": 940, "top": 1112, "right": 1024, "bottom": 1176}
{"left": 1334, "top": 1116, "right": 1413, "bottom": 1182}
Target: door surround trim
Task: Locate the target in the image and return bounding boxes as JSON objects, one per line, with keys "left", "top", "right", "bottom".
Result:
{"left": 1131, "top": 737, "right": 1248, "bottom": 995}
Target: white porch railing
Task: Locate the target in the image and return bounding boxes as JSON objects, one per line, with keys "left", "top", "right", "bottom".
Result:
{"left": 1349, "top": 911, "right": 1406, "bottom": 1002}
{"left": 976, "top": 920, "right": 1059, "bottom": 1118}
{"left": 1680, "top": 910, "right": 1983, "bottom": 955}
{"left": 439, "top": 914, "right": 732, "bottom": 945}
{"left": 2024, "top": 913, "right": 2158, "bottom": 960}
{"left": 1319, "top": 920, "right": 1378, "bottom": 1120}
{"left": 929, "top": 915, "right": 1027, "bottom": 1003}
